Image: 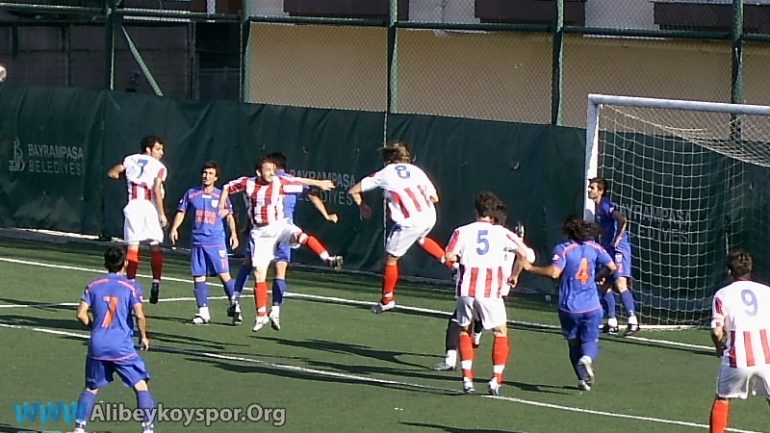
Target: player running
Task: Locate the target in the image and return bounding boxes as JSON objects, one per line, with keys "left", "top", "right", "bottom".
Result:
{"left": 518, "top": 216, "right": 615, "bottom": 391}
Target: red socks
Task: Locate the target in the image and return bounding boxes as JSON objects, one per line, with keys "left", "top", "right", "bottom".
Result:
{"left": 255, "top": 282, "right": 268, "bottom": 316}
{"left": 151, "top": 249, "right": 163, "bottom": 280}
{"left": 710, "top": 399, "right": 729, "bottom": 433}
{"left": 419, "top": 237, "right": 446, "bottom": 262}
{"left": 126, "top": 249, "right": 139, "bottom": 280}
{"left": 382, "top": 263, "right": 398, "bottom": 304}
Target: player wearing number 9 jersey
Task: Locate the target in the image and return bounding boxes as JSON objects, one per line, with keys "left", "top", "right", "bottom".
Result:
{"left": 73, "top": 246, "right": 156, "bottom": 433}
{"left": 519, "top": 216, "right": 615, "bottom": 392}
{"left": 709, "top": 250, "right": 770, "bottom": 433}
{"left": 348, "top": 141, "right": 449, "bottom": 314}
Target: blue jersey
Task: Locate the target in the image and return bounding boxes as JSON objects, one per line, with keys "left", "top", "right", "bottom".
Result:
{"left": 81, "top": 274, "right": 143, "bottom": 361}
{"left": 595, "top": 197, "right": 630, "bottom": 254}
{"left": 177, "top": 186, "right": 232, "bottom": 246}
{"left": 277, "top": 170, "right": 308, "bottom": 223}
{"left": 552, "top": 240, "right": 613, "bottom": 313}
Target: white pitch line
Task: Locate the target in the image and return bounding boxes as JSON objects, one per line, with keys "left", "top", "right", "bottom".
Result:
{"left": 0, "top": 256, "right": 713, "bottom": 353}
{"left": 0, "top": 322, "right": 762, "bottom": 433}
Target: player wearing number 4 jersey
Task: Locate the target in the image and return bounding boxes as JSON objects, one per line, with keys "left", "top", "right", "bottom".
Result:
{"left": 72, "top": 246, "right": 156, "bottom": 433}
{"left": 348, "top": 141, "right": 450, "bottom": 314}
{"left": 107, "top": 136, "right": 169, "bottom": 305}
{"left": 519, "top": 216, "right": 615, "bottom": 392}
{"left": 709, "top": 250, "right": 770, "bottom": 433}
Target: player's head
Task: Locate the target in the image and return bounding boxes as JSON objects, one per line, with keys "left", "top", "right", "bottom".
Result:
{"left": 490, "top": 202, "right": 508, "bottom": 226}
{"left": 140, "top": 135, "right": 165, "bottom": 160}
{"left": 201, "top": 161, "right": 220, "bottom": 185}
{"left": 266, "top": 152, "right": 288, "bottom": 171}
{"left": 255, "top": 156, "right": 277, "bottom": 182}
{"left": 104, "top": 246, "right": 127, "bottom": 273}
{"left": 727, "top": 249, "right": 752, "bottom": 279}
{"left": 562, "top": 215, "right": 596, "bottom": 243}
{"left": 474, "top": 191, "right": 504, "bottom": 221}
{"left": 382, "top": 141, "right": 413, "bottom": 164}
{"left": 587, "top": 177, "right": 608, "bottom": 201}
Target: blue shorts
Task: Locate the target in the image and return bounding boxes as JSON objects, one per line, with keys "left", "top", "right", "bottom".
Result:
{"left": 558, "top": 308, "right": 603, "bottom": 342}
{"left": 274, "top": 242, "right": 291, "bottom": 263}
{"left": 191, "top": 245, "right": 230, "bottom": 277}
{"left": 611, "top": 250, "right": 632, "bottom": 280}
{"left": 85, "top": 355, "right": 150, "bottom": 389}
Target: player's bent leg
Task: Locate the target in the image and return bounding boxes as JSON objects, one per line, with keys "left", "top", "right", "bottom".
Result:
{"left": 417, "top": 236, "right": 446, "bottom": 263}
{"left": 126, "top": 244, "right": 140, "bottom": 281}
{"left": 147, "top": 243, "right": 163, "bottom": 304}
{"left": 294, "top": 231, "right": 343, "bottom": 269}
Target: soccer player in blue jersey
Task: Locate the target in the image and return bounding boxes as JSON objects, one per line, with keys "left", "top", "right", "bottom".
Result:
{"left": 519, "top": 216, "right": 615, "bottom": 391}
{"left": 169, "top": 161, "right": 239, "bottom": 325}
{"left": 587, "top": 177, "right": 640, "bottom": 336}
{"left": 230, "top": 152, "right": 340, "bottom": 328}
{"left": 73, "top": 246, "right": 156, "bottom": 433}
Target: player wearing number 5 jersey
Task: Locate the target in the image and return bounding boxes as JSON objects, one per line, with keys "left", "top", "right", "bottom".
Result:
{"left": 709, "top": 250, "right": 770, "bottom": 433}
{"left": 446, "top": 192, "right": 529, "bottom": 396}
{"left": 519, "top": 216, "right": 615, "bottom": 391}
{"left": 108, "top": 136, "right": 169, "bottom": 305}
{"left": 72, "top": 246, "right": 156, "bottom": 433}
{"left": 348, "top": 141, "right": 449, "bottom": 314}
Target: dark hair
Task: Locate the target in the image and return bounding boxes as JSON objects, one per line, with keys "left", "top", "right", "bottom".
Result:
{"left": 104, "top": 246, "right": 127, "bottom": 273}
{"left": 727, "top": 249, "right": 752, "bottom": 279}
{"left": 382, "top": 141, "right": 412, "bottom": 164}
{"left": 589, "top": 176, "right": 609, "bottom": 197}
{"left": 254, "top": 156, "right": 273, "bottom": 172}
{"left": 490, "top": 203, "right": 508, "bottom": 226}
{"left": 139, "top": 135, "right": 164, "bottom": 154}
{"left": 562, "top": 215, "right": 597, "bottom": 243}
{"left": 266, "top": 152, "right": 288, "bottom": 170}
{"left": 474, "top": 191, "right": 504, "bottom": 221}
{"left": 201, "top": 161, "right": 220, "bottom": 178}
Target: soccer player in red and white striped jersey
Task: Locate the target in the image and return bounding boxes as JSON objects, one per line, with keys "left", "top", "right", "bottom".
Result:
{"left": 445, "top": 191, "right": 528, "bottom": 396}
{"left": 348, "top": 141, "right": 449, "bottom": 314}
{"left": 709, "top": 249, "right": 770, "bottom": 433}
{"left": 107, "top": 135, "right": 169, "bottom": 305}
{"left": 219, "top": 156, "right": 342, "bottom": 332}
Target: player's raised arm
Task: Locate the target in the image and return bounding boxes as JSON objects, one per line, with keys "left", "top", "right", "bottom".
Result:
{"left": 295, "top": 177, "right": 335, "bottom": 191}
{"left": 107, "top": 162, "right": 125, "bottom": 179}
{"left": 307, "top": 192, "right": 339, "bottom": 223}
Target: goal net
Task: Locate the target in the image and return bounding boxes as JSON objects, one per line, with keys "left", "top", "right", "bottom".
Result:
{"left": 585, "top": 94, "right": 770, "bottom": 326}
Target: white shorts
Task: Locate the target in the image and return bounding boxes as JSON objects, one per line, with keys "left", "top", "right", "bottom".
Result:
{"left": 455, "top": 296, "right": 507, "bottom": 330}
{"left": 248, "top": 219, "right": 301, "bottom": 271}
{"left": 716, "top": 363, "right": 770, "bottom": 399}
{"left": 385, "top": 218, "right": 436, "bottom": 258}
{"left": 123, "top": 200, "right": 163, "bottom": 244}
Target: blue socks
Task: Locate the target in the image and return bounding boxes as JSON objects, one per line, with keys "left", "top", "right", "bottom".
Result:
{"left": 602, "top": 291, "right": 617, "bottom": 319}
{"left": 75, "top": 389, "right": 96, "bottom": 425}
{"left": 620, "top": 290, "right": 636, "bottom": 315}
{"left": 193, "top": 281, "right": 209, "bottom": 308}
{"left": 223, "top": 279, "right": 235, "bottom": 300}
{"left": 233, "top": 264, "right": 251, "bottom": 301}
{"left": 136, "top": 390, "right": 155, "bottom": 427}
{"left": 272, "top": 278, "right": 287, "bottom": 306}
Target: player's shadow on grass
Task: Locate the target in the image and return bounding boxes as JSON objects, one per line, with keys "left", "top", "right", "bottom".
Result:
{"left": 182, "top": 356, "right": 460, "bottom": 396}
{"left": 504, "top": 380, "right": 574, "bottom": 394}
{"left": 599, "top": 333, "right": 713, "bottom": 357}
{"left": 402, "top": 422, "right": 527, "bottom": 433}
{"left": 267, "top": 337, "right": 432, "bottom": 369}
{"left": 0, "top": 423, "right": 29, "bottom": 433}
{"left": 149, "top": 330, "right": 246, "bottom": 351}
{"left": 0, "top": 313, "right": 87, "bottom": 332}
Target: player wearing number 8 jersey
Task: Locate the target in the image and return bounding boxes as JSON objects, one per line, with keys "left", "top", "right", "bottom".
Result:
{"left": 72, "top": 246, "right": 156, "bottom": 433}
{"left": 519, "top": 216, "right": 615, "bottom": 391}
{"left": 709, "top": 250, "right": 770, "bottom": 433}
{"left": 348, "top": 141, "right": 449, "bottom": 313}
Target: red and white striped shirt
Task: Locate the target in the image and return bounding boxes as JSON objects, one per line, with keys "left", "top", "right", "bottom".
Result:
{"left": 122, "top": 153, "right": 167, "bottom": 201}
{"left": 712, "top": 279, "right": 770, "bottom": 368}
{"left": 359, "top": 163, "right": 437, "bottom": 226}
{"left": 446, "top": 221, "right": 524, "bottom": 299}
{"left": 225, "top": 175, "right": 303, "bottom": 226}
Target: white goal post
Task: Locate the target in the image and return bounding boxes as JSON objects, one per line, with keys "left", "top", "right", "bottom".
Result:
{"left": 584, "top": 94, "right": 770, "bottom": 326}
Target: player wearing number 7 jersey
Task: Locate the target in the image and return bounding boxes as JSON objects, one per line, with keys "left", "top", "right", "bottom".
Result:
{"left": 72, "top": 246, "right": 156, "bottom": 433}
{"left": 348, "top": 141, "right": 449, "bottom": 314}
{"left": 518, "top": 216, "right": 615, "bottom": 392}
{"left": 709, "top": 250, "right": 770, "bottom": 433}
